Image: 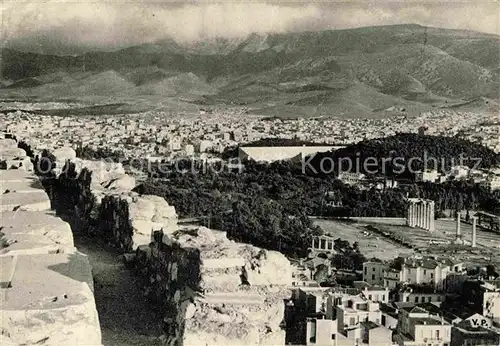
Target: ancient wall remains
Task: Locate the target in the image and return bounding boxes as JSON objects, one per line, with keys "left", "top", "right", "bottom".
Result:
{"left": 0, "top": 136, "right": 102, "bottom": 346}
{"left": 24, "top": 140, "right": 293, "bottom": 346}
{"left": 135, "top": 226, "right": 292, "bottom": 346}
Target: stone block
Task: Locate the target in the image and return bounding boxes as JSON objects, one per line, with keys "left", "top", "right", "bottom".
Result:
{"left": 0, "top": 252, "right": 102, "bottom": 345}
{"left": 1, "top": 211, "right": 75, "bottom": 256}
{"left": 52, "top": 147, "right": 77, "bottom": 162}
{"left": 0, "top": 147, "right": 26, "bottom": 160}
{"left": 0, "top": 190, "right": 51, "bottom": 212}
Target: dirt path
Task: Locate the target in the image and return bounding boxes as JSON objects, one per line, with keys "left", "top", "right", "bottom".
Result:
{"left": 74, "top": 233, "right": 164, "bottom": 346}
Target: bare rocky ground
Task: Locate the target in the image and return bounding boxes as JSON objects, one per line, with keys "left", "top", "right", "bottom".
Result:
{"left": 68, "top": 216, "right": 164, "bottom": 346}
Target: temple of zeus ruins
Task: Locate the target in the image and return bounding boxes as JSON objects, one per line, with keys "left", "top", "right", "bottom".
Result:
{"left": 406, "top": 198, "right": 435, "bottom": 232}
{"left": 406, "top": 199, "right": 478, "bottom": 247}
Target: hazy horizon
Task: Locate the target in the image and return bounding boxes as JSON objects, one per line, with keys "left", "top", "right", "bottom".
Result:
{"left": 2, "top": 1, "right": 499, "bottom": 55}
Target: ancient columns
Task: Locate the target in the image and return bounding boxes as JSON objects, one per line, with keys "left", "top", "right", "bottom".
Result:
{"left": 311, "top": 236, "right": 335, "bottom": 253}
{"left": 456, "top": 212, "right": 461, "bottom": 238}
{"left": 406, "top": 198, "right": 435, "bottom": 232}
{"left": 471, "top": 216, "right": 477, "bottom": 248}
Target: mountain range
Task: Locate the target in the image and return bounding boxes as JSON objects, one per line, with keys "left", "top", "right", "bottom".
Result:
{"left": 1, "top": 24, "right": 499, "bottom": 118}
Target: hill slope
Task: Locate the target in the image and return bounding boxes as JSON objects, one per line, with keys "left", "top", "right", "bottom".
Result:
{"left": 1, "top": 24, "right": 498, "bottom": 118}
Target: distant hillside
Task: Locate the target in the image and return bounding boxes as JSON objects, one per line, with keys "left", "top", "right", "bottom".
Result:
{"left": 1, "top": 24, "right": 498, "bottom": 118}
{"left": 305, "top": 133, "right": 500, "bottom": 177}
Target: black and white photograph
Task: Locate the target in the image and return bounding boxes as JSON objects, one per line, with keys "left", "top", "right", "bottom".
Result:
{"left": 1, "top": 1, "right": 499, "bottom": 345}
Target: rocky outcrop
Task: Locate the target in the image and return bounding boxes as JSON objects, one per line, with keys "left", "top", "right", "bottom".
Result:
{"left": 135, "top": 226, "right": 292, "bottom": 346}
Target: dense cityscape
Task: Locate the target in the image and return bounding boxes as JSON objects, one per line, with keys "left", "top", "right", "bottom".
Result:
{"left": 3, "top": 106, "right": 499, "bottom": 161}
{"left": 2, "top": 102, "right": 500, "bottom": 346}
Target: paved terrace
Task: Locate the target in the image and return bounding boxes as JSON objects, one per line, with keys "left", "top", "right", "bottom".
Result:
{"left": 0, "top": 137, "right": 102, "bottom": 346}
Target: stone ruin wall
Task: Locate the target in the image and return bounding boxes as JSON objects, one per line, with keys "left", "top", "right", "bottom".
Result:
{"left": 0, "top": 136, "right": 102, "bottom": 346}
{"left": 99, "top": 193, "right": 178, "bottom": 252}
{"left": 26, "top": 143, "right": 294, "bottom": 346}
{"left": 135, "top": 226, "right": 292, "bottom": 346}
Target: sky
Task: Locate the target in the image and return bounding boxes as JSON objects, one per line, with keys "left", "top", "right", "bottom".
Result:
{"left": 1, "top": 0, "right": 499, "bottom": 53}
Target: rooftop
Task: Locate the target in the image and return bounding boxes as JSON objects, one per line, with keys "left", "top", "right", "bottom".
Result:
{"left": 411, "top": 317, "right": 448, "bottom": 326}
{"left": 360, "top": 321, "right": 380, "bottom": 330}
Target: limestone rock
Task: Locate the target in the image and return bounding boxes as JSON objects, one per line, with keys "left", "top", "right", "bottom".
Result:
{"left": 1, "top": 211, "right": 74, "bottom": 256}
{"left": 0, "top": 147, "right": 26, "bottom": 160}
{"left": 103, "top": 174, "right": 136, "bottom": 191}
{"left": 243, "top": 249, "right": 292, "bottom": 286}
{"left": 0, "top": 190, "right": 51, "bottom": 212}
{"left": 129, "top": 195, "right": 177, "bottom": 224}
{"left": 184, "top": 302, "right": 196, "bottom": 319}
{"left": 1, "top": 169, "right": 34, "bottom": 182}
{"left": 0, "top": 335, "right": 16, "bottom": 346}
{"left": 99, "top": 193, "right": 178, "bottom": 251}
{"left": 1, "top": 252, "right": 102, "bottom": 346}
{"left": 259, "top": 329, "right": 286, "bottom": 345}
{"left": 22, "top": 156, "right": 34, "bottom": 171}
{"left": 183, "top": 325, "right": 260, "bottom": 346}
{"left": 0, "top": 138, "right": 18, "bottom": 148}
{"left": 74, "top": 159, "right": 125, "bottom": 186}
{"left": 53, "top": 147, "right": 77, "bottom": 162}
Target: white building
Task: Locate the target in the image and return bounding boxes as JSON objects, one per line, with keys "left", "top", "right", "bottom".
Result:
{"left": 183, "top": 144, "right": 195, "bottom": 156}
{"left": 382, "top": 257, "right": 464, "bottom": 291}
{"left": 338, "top": 172, "right": 366, "bottom": 186}
{"left": 363, "top": 262, "right": 387, "bottom": 286}
{"left": 449, "top": 166, "right": 469, "bottom": 180}
{"left": 415, "top": 170, "right": 439, "bottom": 183}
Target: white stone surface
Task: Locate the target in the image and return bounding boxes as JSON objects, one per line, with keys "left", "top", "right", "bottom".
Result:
{"left": 0, "top": 147, "right": 26, "bottom": 160}
{"left": 202, "top": 257, "right": 246, "bottom": 269}
{"left": 243, "top": 249, "right": 293, "bottom": 286}
{"left": 1, "top": 169, "right": 34, "bottom": 182}
{"left": 129, "top": 195, "right": 178, "bottom": 224}
{"left": 0, "top": 190, "right": 51, "bottom": 212}
{"left": 1, "top": 211, "right": 75, "bottom": 256}
{"left": 103, "top": 174, "right": 136, "bottom": 190}
{"left": 0, "top": 138, "right": 18, "bottom": 148}
{"left": 0, "top": 252, "right": 102, "bottom": 346}
{"left": 183, "top": 326, "right": 260, "bottom": 346}
{"left": 75, "top": 159, "right": 125, "bottom": 185}
{"left": 2, "top": 178, "right": 43, "bottom": 193}
{"left": 52, "top": 147, "right": 77, "bottom": 162}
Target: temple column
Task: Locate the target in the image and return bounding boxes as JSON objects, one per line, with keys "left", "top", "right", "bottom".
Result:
{"left": 422, "top": 201, "right": 429, "bottom": 230}
{"left": 420, "top": 203, "right": 424, "bottom": 228}
{"left": 414, "top": 203, "right": 418, "bottom": 227}
{"left": 412, "top": 202, "right": 417, "bottom": 227}
{"left": 410, "top": 203, "right": 415, "bottom": 227}
{"left": 429, "top": 202, "right": 435, "bottom": 232}
{"left": 425, "top": 202, "right": 430, "bottom": 230}
{"left": 456, "top": 212, "right": 461, "bottom": 238}
{"left": 471, "top": 216, "right": 477, "bottom": 248}
{"left": 418, "top": 203, "right": 422, "bottom": 228}
{"left": 407, "top": 203, "right": 411, "bottom": 226}
{"left": 408, "top": 202, "right": 412, "bottom": 227}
